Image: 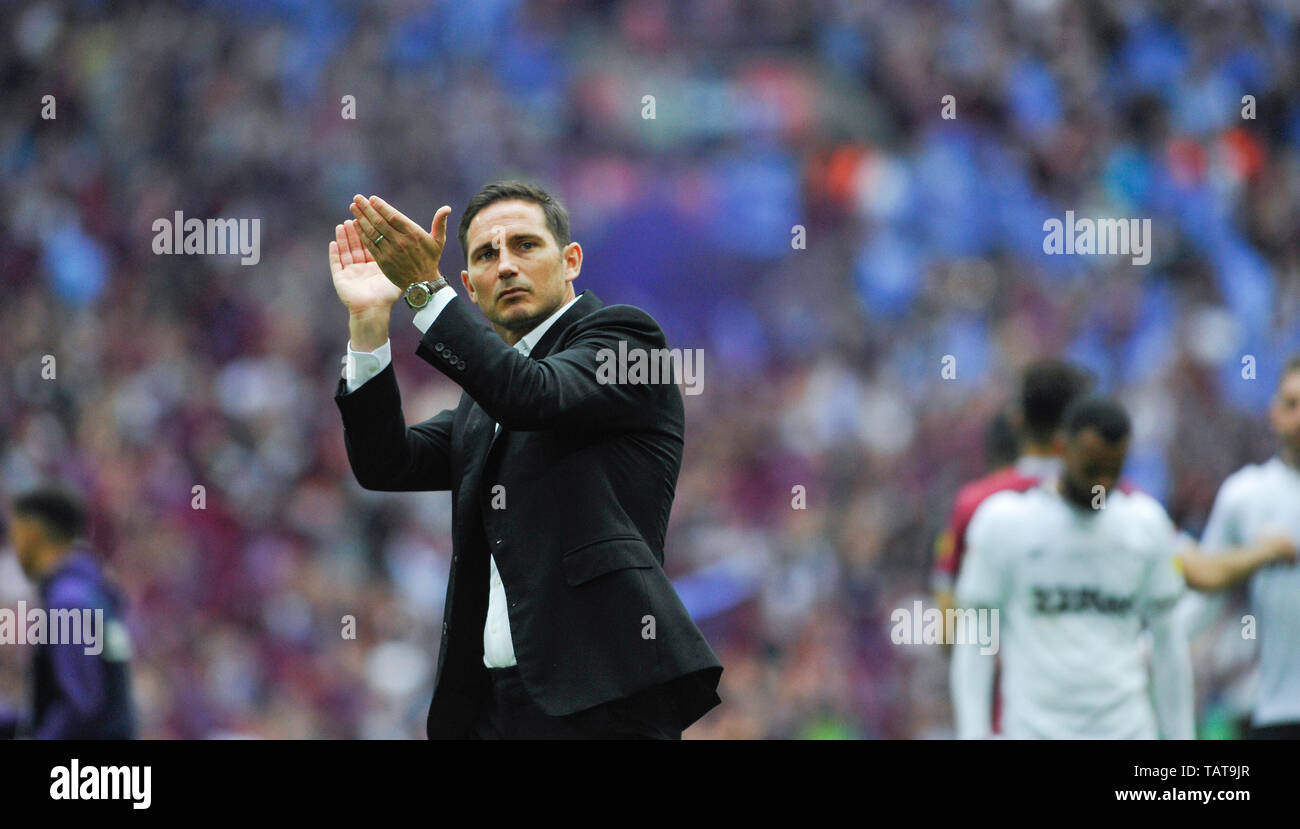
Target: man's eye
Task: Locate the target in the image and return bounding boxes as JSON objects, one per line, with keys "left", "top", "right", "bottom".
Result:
{"left": 520, "top": 241, "right": 535, "bottom": 249}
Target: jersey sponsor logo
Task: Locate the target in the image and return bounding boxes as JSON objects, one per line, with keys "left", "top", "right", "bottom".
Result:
{"left": 1031, "top": 586, "right": 1133, "bottom": 615}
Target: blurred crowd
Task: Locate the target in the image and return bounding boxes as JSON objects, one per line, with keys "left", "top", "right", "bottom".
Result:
{"left": 1, "top": 0, "right": 1298, "bottom": 738}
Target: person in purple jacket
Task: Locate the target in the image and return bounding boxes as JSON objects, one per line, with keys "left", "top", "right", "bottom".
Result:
{"left": 0, "top": 486, "right": 136, "bottom": 739}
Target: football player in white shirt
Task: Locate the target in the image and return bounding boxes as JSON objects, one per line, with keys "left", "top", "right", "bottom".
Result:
{"left": 1191, "top": 356, "right": 1300, "bottom": 738}
{"left": 951, "top": 397, "right": 1194, "bottom": 739}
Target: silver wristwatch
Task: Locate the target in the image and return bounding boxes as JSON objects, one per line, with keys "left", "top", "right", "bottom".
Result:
{"left": 403, "top": 277, "right": 448, "bottom": 310}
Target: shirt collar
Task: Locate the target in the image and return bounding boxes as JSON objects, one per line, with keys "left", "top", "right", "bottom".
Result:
{"left": 1015, "top": 454, "right": 1063, "bottom": 482}
{"left": 513, "top": 293, "right": 582, "bottom": 356}
{"left": 1268, "top": 454, "right": 1300, "bottom": 479}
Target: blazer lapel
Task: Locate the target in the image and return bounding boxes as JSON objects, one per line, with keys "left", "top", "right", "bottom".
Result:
{"left": 481, "top": 290, "right": 605, "bottom": 462}
{"left": 527, "top": 290, "right": 604, "bottom": 361}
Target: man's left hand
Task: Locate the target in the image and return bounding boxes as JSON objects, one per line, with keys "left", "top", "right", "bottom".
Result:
{"left": 348, "top": 195, "right": 452, "bottom": 292}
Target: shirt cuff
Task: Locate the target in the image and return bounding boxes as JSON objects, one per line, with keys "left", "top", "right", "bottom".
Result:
{"left": 412, "top": 286, "right": 457, "bottom": 333}
{"left": 343, "top": 339, "right": 392, "bottom": 393}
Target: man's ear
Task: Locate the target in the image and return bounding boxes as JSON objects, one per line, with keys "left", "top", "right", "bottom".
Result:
{"left": 461, "top": 270, "right": 474, "bottom": 300}
{"left": 563, "top": 242, "right": 582, "bottom": 284}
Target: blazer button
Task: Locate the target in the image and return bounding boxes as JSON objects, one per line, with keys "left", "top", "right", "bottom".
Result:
{"left": 434, "top": 343, "right": 444, "bottom": 352}
{"left": 456, "top": 360, "right": 466, "bottom": 370}
{"left": 441, "top": 621, "right": 447, "bottom": 633}
{"left": 495, "top": 538, "right": 503, "bottom": 546}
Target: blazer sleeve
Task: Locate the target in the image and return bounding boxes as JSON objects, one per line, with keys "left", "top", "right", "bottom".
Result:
{"left": 334, "top": 361, "right": 456, "bottom": 491}
{"left": 415, "top": 297, "right": 676, "bottom": 431}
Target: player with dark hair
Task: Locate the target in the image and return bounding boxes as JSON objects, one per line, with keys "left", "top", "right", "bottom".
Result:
{"left": 0, "top": 486, "right": 136, "bottom": 739}
{"left": 933, "top": 360, "right": 1092, "bottom": 735}
{"left": 952, "top": 397, "right": 1194, "bottom": 739}
{"left": 933, "top": 359, "right": 1093, "bottom": 612}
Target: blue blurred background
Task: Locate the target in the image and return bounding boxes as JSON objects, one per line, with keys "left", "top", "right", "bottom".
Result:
{"left": 0, "top": 0, "right": 1295, "bottom": 737}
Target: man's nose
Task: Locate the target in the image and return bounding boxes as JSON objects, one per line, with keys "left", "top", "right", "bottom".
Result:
{"left": 496, "top": 245, "right": 516, "bottom": 274}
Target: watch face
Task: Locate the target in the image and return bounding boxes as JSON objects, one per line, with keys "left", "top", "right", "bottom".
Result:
{"left": 407, "top": 284, "right": 429, "bottom": 306}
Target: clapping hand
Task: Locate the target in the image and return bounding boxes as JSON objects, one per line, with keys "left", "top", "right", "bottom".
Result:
{"left": 347, "top": 195, "right": 452, "bottom": 293}
{"left": 329, "top": 218, "right": 403, "bottom": 315}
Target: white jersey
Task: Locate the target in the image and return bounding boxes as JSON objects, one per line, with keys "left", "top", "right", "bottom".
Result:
{"left": 1200, "top": 457, "right": 1300, "bottom": 726}
{"left": 955, "top": 485, "right": 1186, "bottom": 738}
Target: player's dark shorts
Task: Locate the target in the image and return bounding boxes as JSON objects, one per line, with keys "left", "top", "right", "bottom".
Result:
{"left": 1247, "top": 721, "right": 1300, "bottom": 740}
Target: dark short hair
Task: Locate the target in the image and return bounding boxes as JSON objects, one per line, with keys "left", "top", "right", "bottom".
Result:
{"left": 11, "top": 486, "right": 87, "bottom": 544}
{"left": 1020, "top": 359, "right": 1093, "bottom": 443}
{"left": 457, "top": 180, "right": 571, "bottom": 262}
{"left": 1062, "top": 396, "right": 1131, "bottom": 444}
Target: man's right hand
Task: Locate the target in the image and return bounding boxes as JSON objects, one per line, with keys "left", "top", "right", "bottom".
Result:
{"left": 331, "top": 219, "right": 401, "bottom": 351}
{"left": 331, "top": 219, "right": 404, "bottom": 315}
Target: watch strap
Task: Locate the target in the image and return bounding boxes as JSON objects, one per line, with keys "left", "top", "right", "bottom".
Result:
{"left": 404, "top": 277, "right": 447, "bottom": 310}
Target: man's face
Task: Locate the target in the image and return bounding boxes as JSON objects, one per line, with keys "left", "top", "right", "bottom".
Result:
{"left": 1270, "top": 371, "right": 1300, "bottom": 458}
{"left": 460, "top": 200, "right": 580, "bottom": 342}
{"left": 1060, "top": 429, "right": 1128, "bottom": 511}
{"left": 9, "top": 516, "right": 42, "bottom": 579}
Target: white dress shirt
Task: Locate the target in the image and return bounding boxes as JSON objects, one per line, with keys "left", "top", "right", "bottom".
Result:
{"left": 342, "top": 287, "right": 583, "bottom": 668}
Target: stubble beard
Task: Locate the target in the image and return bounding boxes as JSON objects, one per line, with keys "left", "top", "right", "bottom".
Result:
{"left": 495, "top": 301, "right": 555, "bottom": 336}
{"left": 1059, "top": 474, "right": 1100, "bottom": 512}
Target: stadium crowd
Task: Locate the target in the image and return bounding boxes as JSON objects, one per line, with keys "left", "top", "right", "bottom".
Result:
{"left": 1, "top": 0, "right": 1298, "bottom": 737}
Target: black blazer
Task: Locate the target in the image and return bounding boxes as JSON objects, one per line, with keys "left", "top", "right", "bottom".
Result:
{"left": 334, "top": 290, "right": 722, "bottom": 737}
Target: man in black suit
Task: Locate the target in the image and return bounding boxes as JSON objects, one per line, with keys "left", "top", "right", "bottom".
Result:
{"left": 329, "top": 180, "right": 722, "bottom": 738}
